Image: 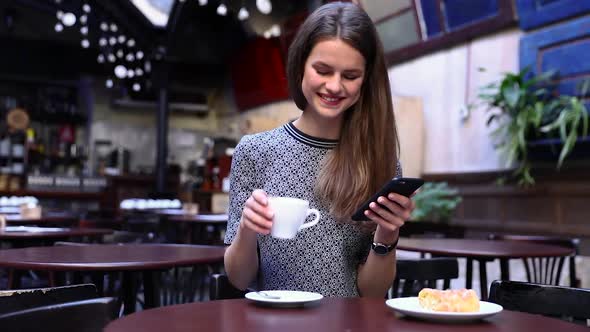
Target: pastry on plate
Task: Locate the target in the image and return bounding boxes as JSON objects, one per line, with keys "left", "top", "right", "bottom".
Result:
{"left": 418, "top": 288, "right": 480, "bottom": 312}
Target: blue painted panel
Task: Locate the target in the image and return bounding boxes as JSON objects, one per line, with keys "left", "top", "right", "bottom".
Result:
{"left": 520, "top": 16, "right": 590, "bottom": 99}
{"left": 444, "top": 0, "right": 499, "bottom": 30}
{"left": 420, "top": 0, "right": 443, "bottom": 37}
{"left": 540, "top": 39, "right": 590, "bottom": 77}
{"left": 515, "top": 0, "right": 590, "bottom": 31}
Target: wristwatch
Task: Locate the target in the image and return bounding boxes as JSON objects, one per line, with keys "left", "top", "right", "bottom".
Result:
{"left": 371, "top": 237, "right": 399, "bottom": 256}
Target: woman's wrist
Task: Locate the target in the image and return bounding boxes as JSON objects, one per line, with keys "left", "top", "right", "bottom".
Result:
{"left": 373, "top": 225, "right": 399, "bottom": 245}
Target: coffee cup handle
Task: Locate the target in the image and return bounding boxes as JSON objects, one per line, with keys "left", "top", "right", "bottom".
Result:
{"left": 299, "top": 209, "right": 320, "bottom": 230}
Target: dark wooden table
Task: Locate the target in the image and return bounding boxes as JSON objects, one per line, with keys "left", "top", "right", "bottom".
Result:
{"left": 0, "top": 227, "right": 112, "bottom": 247}
{"left": 397, "top": 238, "right": 575, "bottom": 299}
{"left": 0, "top": 244, "right": 226, "bottom": 314}
{"left": 162, "top": 214, "right": 227, "bottom": 244}
{"left": 4, "top": 212, "right": 79, "bottom": 226}
{"left": 104, "top": 297, "right": 588, "bottom": 332}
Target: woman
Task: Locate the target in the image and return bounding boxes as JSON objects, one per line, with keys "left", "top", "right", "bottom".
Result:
{"left": 223, "top": 2, "right": 415, "bottom": 297}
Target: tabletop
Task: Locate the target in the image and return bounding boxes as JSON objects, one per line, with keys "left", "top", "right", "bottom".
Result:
{"left": 165, "top": 214, "right": 228, "bottom": 224}
{"left": 0, "top": 243, "right": 226, "bottom": 271}
{"left": 4, "top": 212, "right": 79, "bottom": 225}
{"left": 397, "top": 238, "right": 575, "bottom": 258}
{"left": 104, "top": 297, "right": 588, "bottom": 332}
{"left": 0, "top": 227, "right": 113, "bottom": 240}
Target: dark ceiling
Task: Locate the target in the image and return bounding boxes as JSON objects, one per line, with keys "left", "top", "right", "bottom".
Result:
{"left": 0, "top": 0, "right": 308, "bottom": 100}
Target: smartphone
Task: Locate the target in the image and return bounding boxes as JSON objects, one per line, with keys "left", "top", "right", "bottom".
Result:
{"left": 351, "top": 177, "right": 424, "bottom": 221}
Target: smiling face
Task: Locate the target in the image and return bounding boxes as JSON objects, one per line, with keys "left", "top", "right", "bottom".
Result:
{"left": 301, "top": 38, "right": 366, "bottom": 122}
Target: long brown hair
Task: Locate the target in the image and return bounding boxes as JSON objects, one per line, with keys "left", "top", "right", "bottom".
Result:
{"left": 286, "top": 2, "right": 400, "bottom": 222}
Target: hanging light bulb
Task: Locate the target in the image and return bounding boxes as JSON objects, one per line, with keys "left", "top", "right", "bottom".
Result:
{"left": 108, "top": 54, "right": 116, "bottom": 62}
{"left": 127, "top": 69, "right": 135, "bottom": 78}
{"left": 109, "top": 37, "right": 117, "bottom": 46}
{"left": 127, "top": 39, "right": 136, "bottom": 47}
{"left": 105, "top": 79, "right": 113, "bottom": 88}
{"left": 99, "top": 38, "right": 107, "bottom": 47}
{"left": 116, "top": 50, "right": 124, "bottom": 58}
{"left": 135, "top": 68, "right": 144, "bottom": 76}
{"left": 198, "top": 0, "right": 208, "bottom": 6}
{"left": 118, "top": 35, "right": 126, "bottom": 43}
{"left": 100, "top": 22, "right": 108, "bottom": 31}
{"left": 126, "top": 53, "right": 135, "bottom": 62}
{"left": 132, "top": 83, "right": 141, "bottom": 92}
{"left": 97, "top": 54, "right": 105, "bottom": 63}
{"left": 136, "top": 51, "right": 144, "bottom": 60}
{"left": 217, "top": 3, "right": 227, "bottom": 16}
{"left": 54, "top": 23, "right": 64, "bottom": 32}
{"left": 256, "top": 0, "right": 272, "bottom": 14}
{"left": 110, "top": 23, "right": 118, "bottom": 32}
{"left": 56, "top": 11, "right": 64, "bottom": 20}
{"left": 82, "top": 4, "right": 92, "bottom": 14}
{"left": 80, "top": 15, "right": 88, "bottom": 24}
{"left": 81, "top": 39, "right": 90, "bottom": 48}
{"left": 61, "top": 12, "right": 77, "bottom": 27}
{"left": 114, "top": 65, "right": 127, "bottom": 79}
{"left": 80, "top": 26, "right": 88, "bottom": 35}
{"left": 238, "top": 7, "right": 249, "bottom": 20}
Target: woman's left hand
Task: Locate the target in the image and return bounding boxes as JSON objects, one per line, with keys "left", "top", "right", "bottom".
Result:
{"left": 364, "top": 192, "right": 415, "bottom": 236}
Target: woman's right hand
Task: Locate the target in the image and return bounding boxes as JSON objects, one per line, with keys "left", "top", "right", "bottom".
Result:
{"left": 240, "top": 189, "right": 274, "bottom": 235}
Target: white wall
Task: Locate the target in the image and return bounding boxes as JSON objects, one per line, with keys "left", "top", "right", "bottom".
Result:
{"left": 388, "top": 28, "right": 522, "bottom": 174}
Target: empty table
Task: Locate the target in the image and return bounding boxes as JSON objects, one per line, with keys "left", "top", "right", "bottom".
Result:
{"left": 397, "top": 238, "right": 574, "bottom": 299}
{"left": 0, "top": 244, "right": 226, "bottom": 314}
{"left": 162, "top": 214, "right": 227, "bottom": 244}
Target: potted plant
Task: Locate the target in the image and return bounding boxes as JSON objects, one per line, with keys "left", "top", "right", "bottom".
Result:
{"left": 402, "top": 182, "right": 464, "bottom": 238}
{"left": 475, "top": 67, "right": 589, "bottom": 186}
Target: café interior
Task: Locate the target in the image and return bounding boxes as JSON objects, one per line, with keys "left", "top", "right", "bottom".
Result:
{"left": 0, "top": 0, "right": 589, "bottom": 331}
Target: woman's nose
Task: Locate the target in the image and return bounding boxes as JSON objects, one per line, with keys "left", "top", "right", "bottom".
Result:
{"left": 325, "top": 74, "right": 342, "bottom": 93}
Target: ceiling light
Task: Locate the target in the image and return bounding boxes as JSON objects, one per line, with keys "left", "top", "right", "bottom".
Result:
{"left": 117, "top": 50, "right": 124, "bottom": 58}
{"left": 54, "top": 23, "right": 64, "bottom": 32}
{"left": 80, "top": 26, "right": 88, "bottom": 35}
{"left": 115, "top": 65, "right": 127, "bottom": 79}
{"left": 109, "top": 37, "right": 117, "bottom": 45}
{"left": 270, "top": 24, "right": 281, "bottom": 37}
{"left": 118, "top": 35, "right": 127, "bottom": 43}
{"left": 127, "top": 39, "right": 136, "bottom": 47}
{"left": 80, "top": 15, "right": 87, "bottom": 24}
{"left": 135, "top": 68, "right": 144, "bottom": 76}
{"left": 81, "top": 39, "right": 90, "bottom": 48}
{"left": 62, "top": 13, "right": 77, "bottom": 27}
{"left": 110, "top": 23, "right": 118, "bottom": 32}
{"left": 82, "top": 4, "right": 92, "bottom": 13}
{"left": 133, "top": 83, "right": 141, "bottom": 92}
{"left": 100, "top": 22, "right": 108, "bottom": 31}
{"left": 238, "top": 7, "right": 249, "bottom": 20}
{"left": 106, "top": 79, "right": 113, "bottom": 88}
{"left": 217, "top": 4, "right": 227, "bottom": 16}
{"left": 263, "top": 30, "right": 271, "bottom": 39}
{"left": 108, "top": 54, "right": 116, "bottom": 62}
{"left": 256, "top": 0, "right": 272, "bottom": 15}
{"left": 144, "top": 61, "right": 151, "bottom": 73}
{"left": 136, "top": 51, "right": 144, "bottom": 60}
{"left": 97, "top": 54, "right": 105, "bottom": 63}
{"left": 56, "top": 11, "right": 64, "bottom": 20}
{"left": 127, "top": 69, "right": 135, "bottom": 78}
{"left": 99, "top": 38, "right": 107, "bottom": 47}
{"left": 198, "top": 0, "right": 208, "bottom": 6}
{"left": 126, "top": 54, "right": 135, "bottom": 62}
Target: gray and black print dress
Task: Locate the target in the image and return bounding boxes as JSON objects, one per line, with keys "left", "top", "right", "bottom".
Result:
{"left": 224, "top": 122, "right": 401, "bottom": 297}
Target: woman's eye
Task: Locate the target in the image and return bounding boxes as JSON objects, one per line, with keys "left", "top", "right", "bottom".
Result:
{"left": 344, "top": 75, "right": 359, "bottom": 80}
{"left": 316, "top": 70, "right": 330, "bottom": 76}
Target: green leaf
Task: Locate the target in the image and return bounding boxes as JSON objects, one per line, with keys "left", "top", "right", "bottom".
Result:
{"left": 502, "top": 83, "right": 521, "bottom": 109}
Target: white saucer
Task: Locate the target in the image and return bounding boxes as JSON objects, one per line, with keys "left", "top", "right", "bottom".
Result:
{"left": 245, "top": 290, "right": 323, "bottom": 307}
{"left": 386, "top": 297, "right": 503, "bottom": 322}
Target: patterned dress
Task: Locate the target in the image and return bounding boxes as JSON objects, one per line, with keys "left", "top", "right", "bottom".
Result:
{"left": 224, "top": 122, "right": 400, "bottom": 297}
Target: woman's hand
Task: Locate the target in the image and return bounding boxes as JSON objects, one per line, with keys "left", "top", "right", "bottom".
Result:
{"left": 240, "top": 189, "right": 274, "bottom": 235}
{"left": 364, "top": 192, "right": 415, "bottom": 241}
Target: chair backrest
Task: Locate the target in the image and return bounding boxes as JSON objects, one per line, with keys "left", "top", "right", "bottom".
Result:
{"left": 390, "top": 257, "right": 459, "bottom": 298}
{"left": 488, "top": 234, "right": 579, "bottom": 286}
{"left": 0, "top": 297, "right": 119, "bottom": 332}
{"left": 209, "top": 274, "right": 247, "bottom": 300}
{"left": 488, "top": 280, "right": 590, "bottom": 325}
{"left": 0, "top": 283, "right": 98, "bottom": 315}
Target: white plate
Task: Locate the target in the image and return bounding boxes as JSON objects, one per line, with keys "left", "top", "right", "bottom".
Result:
{"left": 245, "top": 290, "right": 323, "bottom": 307}
{"left": 386, "top": 297, "right": 503, "bottom": 322}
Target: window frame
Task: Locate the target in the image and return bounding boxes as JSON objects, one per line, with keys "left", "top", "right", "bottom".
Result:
{"left": 349, "top": 0, "right": 517, "bottom": 66}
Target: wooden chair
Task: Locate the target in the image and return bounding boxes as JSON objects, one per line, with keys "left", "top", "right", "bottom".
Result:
{"left": 0, "top": 283, "right": 98, "bottom": 315}
{"left": 488, "top": 234, "right": 579, "bottom": 286}
{"left": 0, "top": 297, "right": 119, "bottom": 332}
{"left": 390, "top": 257, "right": 459, "bottom": 298}
{"left": 488, "top": 280, "right": 590, "bottom": 325}
{"left": 209, "top": 273, "right": 248, "bottom": 300}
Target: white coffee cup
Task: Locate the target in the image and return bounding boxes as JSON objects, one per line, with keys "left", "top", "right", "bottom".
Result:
{"left": 268, "top": 197, "right": 320, "bottom": 239}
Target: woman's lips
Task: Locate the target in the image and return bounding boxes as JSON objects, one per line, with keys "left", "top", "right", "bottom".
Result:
{"left": 318, "top": 93, "right": 344, "bottom": 107}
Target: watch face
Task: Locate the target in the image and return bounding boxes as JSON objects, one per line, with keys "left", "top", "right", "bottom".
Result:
{"left": 373, "top": 244, "right": 388, "bottom": 255}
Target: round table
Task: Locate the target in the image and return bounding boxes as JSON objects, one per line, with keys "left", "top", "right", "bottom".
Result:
{"left": 162, "top": 214, "right": 227, "bottom": 244}
{"left": 397, "top": 238, "right": 575, "bottom": 299}
{"left": 5, "top": 213, "right": 79, "bottom": 226}
{"left": 0, "top": 227, "right": 113, "bottom": 247}
{"left": 0, "top": 244, "right": 226, "bottom": 314}
{"left": 104, "top": 297, "right": 588, "bottom": 332}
